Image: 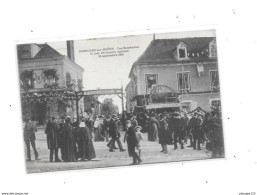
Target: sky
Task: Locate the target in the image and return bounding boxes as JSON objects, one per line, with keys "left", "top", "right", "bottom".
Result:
{"left": 48, "top": 29, "right": 215, "bottom": 112}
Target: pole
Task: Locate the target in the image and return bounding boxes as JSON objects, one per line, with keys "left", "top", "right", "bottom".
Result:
{"left": 75, "top": 91, "right": 79, "bottom": 123}
{"left": 121, "top": 86, "right": 125, "bottom": 130}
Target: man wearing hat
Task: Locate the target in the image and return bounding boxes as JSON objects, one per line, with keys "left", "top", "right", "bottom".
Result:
{"left": 125, "top": 120, "right": 142, "bottom": 165}
{"left": 24, "top": 117, "right": 39, "bottom": 161}
{"left": 129, "top": 114, "right": 138, "bottom": 128}
{"left": 57, "top": 116, "right": 66, "bottom": 161}
{"left": 45, "top": 116, "right": 61, "bottom": 162}
{"left": 108, "top": 114, "right": 125, "bottom": 152}
{"left": 188, "top": 112, "right": 202, "bottom": 150}
{"left": 172, "top": 112, "right": 184, "bottom": 150}
{"left": 158, "top": 113, "right": 169, "bottom": 153}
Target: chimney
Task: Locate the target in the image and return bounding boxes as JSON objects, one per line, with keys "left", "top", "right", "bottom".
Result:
{"left": 66, "top": 40, "right": 75, "bottom": 62}
{"left": 153, "top": 33, "right": 155, "bottom": 40}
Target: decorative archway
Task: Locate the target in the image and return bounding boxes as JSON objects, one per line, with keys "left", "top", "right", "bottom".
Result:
{"left": 149, "top": 85, "right": 178, "bottom": 104}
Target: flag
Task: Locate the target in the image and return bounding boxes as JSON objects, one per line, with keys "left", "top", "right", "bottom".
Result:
{"left": 196, "top": 64, "right": 204, "bottom": 77}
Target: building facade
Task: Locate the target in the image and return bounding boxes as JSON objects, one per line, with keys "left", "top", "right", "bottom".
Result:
{"left": 125, "top": 37, "right": 220, "bottom": 113}
{"left": 18, "top": 42, "right": 84, "bottom": 124}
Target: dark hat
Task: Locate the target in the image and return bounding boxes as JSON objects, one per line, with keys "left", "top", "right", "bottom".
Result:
{"left": 125, "top": 120, "right": 131, "bottom": 124}
{"left": 173, "top": 112, "right": 180, "bottom": 117}
{"left": 128, "top": 114, "right": 134, "bottom": 118}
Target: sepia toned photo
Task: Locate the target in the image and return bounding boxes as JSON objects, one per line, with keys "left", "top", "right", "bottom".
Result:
{"left": 17, "top": 29, "right": 224, "bottom": 173}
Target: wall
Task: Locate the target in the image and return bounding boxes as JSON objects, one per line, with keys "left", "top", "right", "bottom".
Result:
{"left": 179, "top": 92, "right": 220, "bottom": 111}
{"left": 137, "top": 62, "right": 218, "bottom": 95}
{"left": 63, "top": 57, "right": 84, "bottom": 90}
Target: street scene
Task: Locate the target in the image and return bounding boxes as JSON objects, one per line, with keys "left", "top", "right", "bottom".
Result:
{"left": 18, "top": 29, "right": 224, "bottom": 173}
{"left": 26, "top": 128, "right": 211, "bottom": 173}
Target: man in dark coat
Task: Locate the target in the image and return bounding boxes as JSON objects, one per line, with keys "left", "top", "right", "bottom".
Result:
{"left": 108, "top": 114, "right": 125, "bottom": 152}
{"left": 62, "top": 116, "right": 76, "bottom": 162}
{"left": 188, "top": 112, "right": 202, "bottom": 150}
{"left": 45, "top": 116, "right": 61, "bottom": 162}
{"left": 57, "top": 117, "right": 66, "bottom": 161}
{"left": 125, "top": 120, "right": 142, "bottom": 165}
{"left": 72, "top": 122, "right": 81, "bottom": 160}
{"left": 24, "top": 118, "right": 39, "bottom": 161}
{"left": 158, "top": 113, "right": 170, "bottom": 153}
{"left": 172, "top": 112, "right": 184, "bottom": 150}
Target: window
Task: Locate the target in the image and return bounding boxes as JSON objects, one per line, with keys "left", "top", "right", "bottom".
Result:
{"left": 210, "top": 70, "right": 220, "bottom": 91}
{"left": 209, "top": 42, "right": 217, "bottom": 58}
{"left": 177, "top": 72, "right": 190, "bottom": 93}
{"left": 177, "top": 42, "right": 188, "bottom": 59}
{"left": 179, "top": 48, "right": 186, "bottom": 58}
{"left": 66, "top": 72, "right": 71, "bottom": 87}
{"left": 145, "top": 74, "right": 158, "bottom": 93}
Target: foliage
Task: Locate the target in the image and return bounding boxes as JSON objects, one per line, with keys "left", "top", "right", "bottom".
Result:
{"left": 43, "top": 69, "right": 57, "bottom": 78}
{"left": 20, "top": 70, "right": 35, "bottom": 89}
{"left": 101, "top": 98, "right": 119, "bottom": 116}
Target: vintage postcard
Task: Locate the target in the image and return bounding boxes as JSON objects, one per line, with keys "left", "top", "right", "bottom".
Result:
{"left": 17, "top": 29, "right": 224, "bottom": 173}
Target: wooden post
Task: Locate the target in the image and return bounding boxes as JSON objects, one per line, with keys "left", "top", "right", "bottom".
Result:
{"left": 121, "top": 86, "right": 125, "bottom": 130}
{"left": 75, "top": 91, "right": 79, "bottom": 123}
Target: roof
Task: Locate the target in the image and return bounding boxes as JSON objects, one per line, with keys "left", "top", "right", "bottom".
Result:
{"left": 19, "top": 43, "right": 84, "bottom": 71}
{"left": 128, "top": 37, "right": 217, "bottom": 78}
{"left": 137, "top": 37, "right": 216, "bottom": 65}
{"left": 34, "top": 44, "right": 63, "bottom": 58}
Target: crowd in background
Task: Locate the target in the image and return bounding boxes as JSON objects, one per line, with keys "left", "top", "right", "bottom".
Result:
{"left": 126, "top": 107, "right": 224, "bottom": 158}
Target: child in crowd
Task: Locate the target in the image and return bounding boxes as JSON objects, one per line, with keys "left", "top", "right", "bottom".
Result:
{"left": 135, "top": 126, "right": 143, "bottom": 159}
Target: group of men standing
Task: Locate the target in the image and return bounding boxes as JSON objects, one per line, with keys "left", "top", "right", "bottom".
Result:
{"left": 44, "top": 116, "right": 96, "bottom": 162}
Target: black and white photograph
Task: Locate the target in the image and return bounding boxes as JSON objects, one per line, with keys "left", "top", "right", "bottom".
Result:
{"left": 2, "top": 0, "right": 257, "bottom": 194}
{"left": 18, "top": 29, "right": 224, "bottom": 173}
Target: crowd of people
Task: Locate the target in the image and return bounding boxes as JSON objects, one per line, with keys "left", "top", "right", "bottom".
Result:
{"left": 126, "top": 107, "right": 224, "bottom": 158}
{"left": 23, "top": 107, "right": 224, "bottom": 165}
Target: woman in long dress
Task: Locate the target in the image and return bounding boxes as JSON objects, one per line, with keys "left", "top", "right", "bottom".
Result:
{"left": 148, "top": 116, "right": 159, "bottom": 141}
{"left": 94, "top": 117, "right": 105, "bottom": 141}
{"left": 79, "top": 121, "right": 96, "bottom": 161}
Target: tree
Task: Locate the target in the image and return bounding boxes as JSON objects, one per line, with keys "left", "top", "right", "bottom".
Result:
{"left": 101, "top": 98, "right": 119, "bottom": 116}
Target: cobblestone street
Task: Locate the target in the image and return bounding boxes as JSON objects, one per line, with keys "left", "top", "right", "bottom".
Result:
{"left": 25, "top": 127, "right": 211, "bottom": 173}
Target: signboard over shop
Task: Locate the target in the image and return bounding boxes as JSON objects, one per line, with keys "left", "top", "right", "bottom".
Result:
{"left": 81, "top": 88, "right": 122, "bottom": 96}
{"left": 145, "top": 102, "right": 181, "bottom": 110}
